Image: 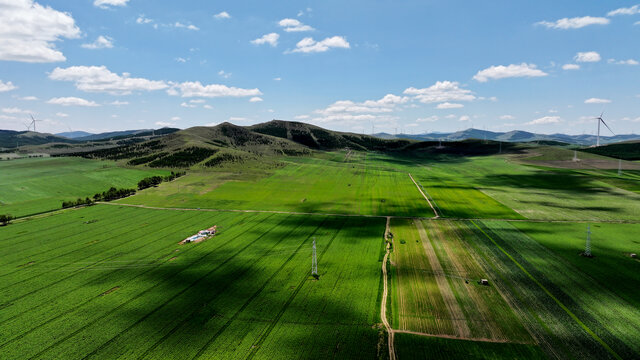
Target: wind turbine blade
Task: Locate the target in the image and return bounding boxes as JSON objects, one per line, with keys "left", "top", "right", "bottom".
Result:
{"left": 600, "top": 119, "right": 615, "bottom": 135}
{"left": 30, "top": 114, "right": 35, "bottom": 121}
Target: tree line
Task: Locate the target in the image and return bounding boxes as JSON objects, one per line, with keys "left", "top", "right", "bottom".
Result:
{"left": 137, "top": 171, "right": 185, "bottom": 190}
{"left": 0, "top": 214, "right": 14, "bottom": 226}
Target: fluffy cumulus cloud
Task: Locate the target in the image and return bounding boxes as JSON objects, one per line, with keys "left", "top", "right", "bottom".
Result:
{"left": 584, "top": 98, "right": 611, "bottom": 104}
{"left": 249, "top": 96, "right": 263, "bottom": 102}
{"left": 278, "top": 18, "right": 314, "bottom": 32}
{"left": 251, "top": 33, "right": 279, "bottom": 47}
{"left": 94, "top": 0, "right": 129, "bottom": 8}
{"left": 562, "top": 63, "right": 580, "bottom": 70}
{"left": 574, "top": 51, "right": 601, "bottom": 63}
{"left": 167, "top": 81, "right": 262, "bottom": 98}
{"left": 608, "top": 5, "right": 640, "bottom": 16}
{"left": 214, "top": 11, "right": 231, "bottom": 19}
{"left": 436, "top": 102, "right": 464, "bottom": 109}
{"left": 291, "top": 36, "right": 350, "bottom": 53}
{"left": 526, "top": 116, "right": 561, "bottom": 125}
{"left": 536, "top": 16, "right": 609, "bottom": 29}
{"left": 2, "top": 107, "right": 32, "bottom": 114}
{"left": 0, "top": 0, "right": 81, "bottom": 63}
{"left": 473, "top": 63, "right": 547, "bottom": 82}
{"left": 403, "top": 81, "right": 475, "bottom": 103}
{"left": 174, "top": 22, "right": 199, "bottom": 31}
{"left": 47, "top": 97, "right": 99, "bottom": 107}
{"left": 608, "top": 58, "right": 639, "bottom": 65}
{"left": 81, "top": 36, "right": 114, "bottom": 50}
{"left": 310, "top": 94, "right": 407, "bottom": 126}
{"left": 49, "top": 65, "right": 169, "bottom": 95}
{"left": 0, "top": 80, "right": 17, "bottom": 92}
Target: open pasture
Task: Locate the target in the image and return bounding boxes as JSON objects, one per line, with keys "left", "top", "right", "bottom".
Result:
{"left": 0, "top": 157, "right": 167, "bottom": 217}
{"left": 121, "top": 154, "right": 435, "bottom": 217}
{"left": 0, "top": 204, "right": 387, "bottom": 359}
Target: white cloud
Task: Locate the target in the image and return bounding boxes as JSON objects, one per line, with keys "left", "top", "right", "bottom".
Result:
{"left": 562, "top": 63, "right": 580, "bottom": 70}
{"left": 459, "top": 115, "right": 470, "bottom": 122}
{"left": 175, "top": 57, "right": 188, "bottom": 63}
{"left": 171, "top": 116, "right": 181, "bottom": 121}
{"left": 174, "top": 22, "right": 199, "bottom": 31}
{"left": 168, "top": 81, "right": 262, "bottom": 98}
{"left": 189, "top": 99, "right": 206, "bottom": 104}
{"left": 136, "top": 15, "right": 153, "bottom": 24}
{"left": 291, "top": 36, "right": 350, "bottom": 53}
{"left": 500, "top": 115, "right": 515, "bottom": 120}
{"left": 180, "top": 102, "right": 196, "bottom": 108}
{"left": 608, "top": 58, "right": 639, "bottom": 65}
{"left": 574, "top": 51, "right": 601, "bottom": 63}
{"left": 47, "top": 97, "right": 99, "bottom": 107}
{"left": 416, "top": 116, "right": 438, "bottom": 123}
{"left": 81, "top": 35, "right": 114, "bottom": 50}
{"left": 214, "top": 11, "right": 231, "bottom": 19}
{"left": 608, "top": 5, "right": 640, "bottom": 16}
{"left": 316, "top": 94, "right": 408, "bottom": 116}
{"left": 526, "top": 116, "right": 561, "bottom": 125}
{"left": 155, "top": 121, "right": 174, "bottom": 127}
{"left": 273, "top": 77, "right": 282, "bottom": 81}
{"left": 251, "top": 33, "right": 279, "bottom": 47}
{"left": 0, "top": 80, "right": 17, "bottom": 92}
{"left": 278, "top": 18, "right": 314, "bottom": 32}
{"left": 56, "top": 112, "right": 68, "bottom": 117}
{"left": 2, "top": 107, "right": 31, "bottom": 114}
{"left": 436, "top": 102, "right": 463, "bottom": 109}
{"left": 0, "top": 0, "right": 81, "bottom": 63}
{"left": 584, "top": 98, "right": 611, "bottom": 104}
{"left": 249, "top": 96, "right": 263, "bottom": 102}
{"left": 110, "top": 100, "right": 128, "bottom": 106}
{"left": 473, "top": 63, "right": 547, "bottom": 82}
{"left": 49, "top": 65, "right": 169, "bottom": 95}
{"left": 536, "top": 16, "right": 609, "bottom": 29}
{"left": 203, "top": 104, "right": 213, "bottom": 109}
{"left": 218, "top": 70, "right": 232, "bottom": 79}
{"left": 404, "top": 81, "right": 475, "bottom": 103}
{"left": 94, "top": 0, "right": 129, "bottom": 8}
{"left": 19, "top": 96, "right": 38, "bottom": 101}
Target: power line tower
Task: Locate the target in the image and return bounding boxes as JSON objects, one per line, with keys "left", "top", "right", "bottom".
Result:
{"left": 583, "top": 225, "right": 593, "bottom": 257}
{"left": 311, "top": 238, "right": 318, "bottom": 279}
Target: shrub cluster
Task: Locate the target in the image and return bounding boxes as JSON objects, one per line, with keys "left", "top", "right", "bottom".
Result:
{"left": 0, "top": 214, "right": 14, "bottom": 226}
{"left": 148, "top": 147, "right": 217, "bottom": 168}
{"left": 203, "top": 153, "right": 245, "bottom": 167}
{"left": 62, "top": 197, "right": 94, "bottom": 209}
{"left": 137, "top": 171, "right": 185, "bottom": 190}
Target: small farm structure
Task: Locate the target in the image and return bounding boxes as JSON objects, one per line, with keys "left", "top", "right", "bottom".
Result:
{"left": 180, "top": 225, "right": 217, "bottom": 244}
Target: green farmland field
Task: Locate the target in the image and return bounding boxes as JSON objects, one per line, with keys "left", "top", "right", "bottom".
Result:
{"left": 0, "top": 157, "right": 168, "bottom": 217}
{"left": 0, "top": 205, "right": 387, "bottom": 359}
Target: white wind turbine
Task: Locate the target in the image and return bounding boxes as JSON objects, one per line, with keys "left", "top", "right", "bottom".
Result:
{"left": 594, "top": 112, "right": 614, "bottom": 147}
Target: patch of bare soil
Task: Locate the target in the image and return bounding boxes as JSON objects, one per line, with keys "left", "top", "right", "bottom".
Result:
{"left": 100, "top": 286, "right": 120, "bottom": 296}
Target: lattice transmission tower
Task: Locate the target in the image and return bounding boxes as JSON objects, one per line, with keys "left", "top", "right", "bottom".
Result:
{"left": 584, "top": 225, "right": 592, "bottom": 257}
{"left": 311, "top": 238, "right": 318, "bottom": 278}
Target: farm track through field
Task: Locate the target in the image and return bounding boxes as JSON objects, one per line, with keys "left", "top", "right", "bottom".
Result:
{"left": 14, "top": 213, "right": 278, "bottom": 359}
{"left": 381, "top": 217, "right": 396, "bottom": 360}
{"left": 470, "top": 220, "right": 623, "bottom": 360}
{"left": 408, "top": 173, "right": 439, "bottom": 218}
{"left": 0, "top": 211, "right": 250, "bottom": 333}
{"left": 99, "top": 202, "right": 640, "bottom": 224}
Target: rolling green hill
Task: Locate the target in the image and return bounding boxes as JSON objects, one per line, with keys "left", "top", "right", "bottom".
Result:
{"left": 582, "top": 141, "right": 640, "bottom": 160}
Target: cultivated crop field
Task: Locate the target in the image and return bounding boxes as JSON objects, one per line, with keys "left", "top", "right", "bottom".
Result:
{"left": 0, "top": 157, "right": 167, "bottom": 217}
{"left": 0, "top": 205, "right": 387, "bottom": 359}
{"left": 120, "top": 154, "right": 435, "bottom": 217}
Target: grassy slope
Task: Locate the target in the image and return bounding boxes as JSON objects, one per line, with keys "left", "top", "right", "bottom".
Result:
{"left": 0, "top": 205, "right": 386, "bottom": 359}
{"left": 0, "top": 157, "right": 167, "bottom": 217}
{"left": 119, "top": 153, "right": 434, "bottom": 217}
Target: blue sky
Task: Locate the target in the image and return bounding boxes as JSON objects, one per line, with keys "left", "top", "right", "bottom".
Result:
{"left": 1, "top": 0, "right": 639, "bottom": 135}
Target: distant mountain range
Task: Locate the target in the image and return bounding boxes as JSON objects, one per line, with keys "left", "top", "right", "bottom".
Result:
{"left": 375, "top": 128, "right": 640, "bottom": 146}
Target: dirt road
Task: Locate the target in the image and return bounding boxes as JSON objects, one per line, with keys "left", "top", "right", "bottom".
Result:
{"left": 381, "top": 216, "right": 396, "bottom": 360}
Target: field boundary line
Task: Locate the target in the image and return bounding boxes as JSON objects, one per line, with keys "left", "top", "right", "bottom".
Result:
{"left": 407, "top": 174, "right": 439, "bottom": 218}
{"left": 393, "top": 329, "right": 534, "bottom": 345}
{"left": 470, "top": 220, "right": 623, "bottom": 360}
{"left": 381, "top": 217, "right": 396, "bottom": 360}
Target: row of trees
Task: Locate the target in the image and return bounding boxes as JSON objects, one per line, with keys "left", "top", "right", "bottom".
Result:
{"left": 0, "top": 214, "right": 14, "bottom": 226}
{"left": 62, "top": 198, "right": 94, "bottom": 209}
{"left": 137, "top": 171, "right": 185, "bottom": 190}
{"left": 93, "top": 187, "right": 137, "bottom": 201}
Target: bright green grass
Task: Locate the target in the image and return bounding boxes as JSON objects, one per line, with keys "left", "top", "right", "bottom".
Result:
{"left": 395, "top": 333, "right": 547, "bottom": 360}
{"left": 0, "top": 205, "right": 386, "bottom": 359}
{"left": 121, "top": 155, "right": 434, "bottom": 217}
{"left": 0, "top": 157, "right": 168, "bottom": 217}
{"left": 468, "top": 220, "right": 640, "bottom": 360}
{"left": 412, "top": 156, "right": 640, "bottom": 221}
